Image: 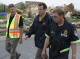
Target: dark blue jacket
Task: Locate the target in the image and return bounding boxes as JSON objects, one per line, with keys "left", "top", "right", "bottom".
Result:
{"left": 46, "top": 19, "right": 79, "bottom": 53}
{"left": 25, "top": 12, "right": 53, "bottom": 49}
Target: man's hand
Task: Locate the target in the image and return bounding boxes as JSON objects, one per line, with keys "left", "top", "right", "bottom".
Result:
{"left": 72, "top": 55, "right": 76, "bottom": 59}
{"left": 41, "top": 50, "right": 46, "bottom": 59}
{"left": 24, "top": 35, "right": 28, "bottom": 40}
{"left": 19, "top": 39, "right": 23, "bottom": 44}
{"left": 41, "top": 38, "right": 49, "bottom": 59}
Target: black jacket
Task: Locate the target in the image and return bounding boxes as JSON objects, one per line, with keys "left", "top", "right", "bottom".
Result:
{"left": 25, "top": 12, "right": 53, "bottom": 49}
{"left": 46, "top": 19, "right": 79, "bottom": 53}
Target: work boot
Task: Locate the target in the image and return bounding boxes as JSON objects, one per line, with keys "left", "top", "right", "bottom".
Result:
{"left": 16, "top": 54, "right": 21, "bottom": 59}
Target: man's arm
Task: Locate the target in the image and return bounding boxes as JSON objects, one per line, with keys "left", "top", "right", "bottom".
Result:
{"left": 42, "top": 37, "right": 50, "bottom": 59}
{"left": 20, "top": 28, "right": 23, "bottom": 38}
{"left": 19, "top": 28, "right": 23, "bottom": 44}
{"left": 19, "top": 16, "right": 23, "bottom": 44}
{"left": 70, "top": 26, "right": 80, "bottom": 59}
{"left": 71, "top": 44, "right": 77, "bottom": 59}
{"left": 43, "top": 37, "right": 50, "bottom": 51}
{"left": 25, "top": 23, "right": 34, "bottom": 40}
{"left": 25, "top": 20, "right": 35, "bottom": 37}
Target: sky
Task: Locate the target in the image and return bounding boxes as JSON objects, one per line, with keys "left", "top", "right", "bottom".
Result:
{"left": 0, "top": 0, "right": 80, "bottom": 10}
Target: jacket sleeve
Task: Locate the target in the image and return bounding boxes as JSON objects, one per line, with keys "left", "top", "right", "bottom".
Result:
{"left": 45, "top": 16, "right": 53, "bottom": 38}
{"left": 25, "top": 21, "right": 35, "bottom": 37}
{"left": 70, "top": 26, "right": 80, "bottom": 44}
{"left": 45, "top": 26, "right": 50, "bottom": 38}
{"left": 19, "top": 16, "right": 23, "bottom": 28}
{"left": 48, "top": 16, "right": 54, "bottom": 26}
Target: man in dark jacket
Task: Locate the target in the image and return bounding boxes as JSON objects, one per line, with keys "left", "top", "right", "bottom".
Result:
{"left": 42, "top": 8, "right": 80, "bottom": 59}
{"left": 25, "top": 3, "right": 53, "bottom": 59}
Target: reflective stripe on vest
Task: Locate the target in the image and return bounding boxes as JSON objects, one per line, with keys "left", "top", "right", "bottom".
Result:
{"left": 9, "top": 30, "right": 20, "bottom": 33}
{"left": 6, "top": 13, "right": 20, "bottom": 38}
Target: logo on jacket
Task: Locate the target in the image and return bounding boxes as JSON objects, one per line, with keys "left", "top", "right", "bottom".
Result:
{"left": 64, "top": 30, "right": 68, "bottom": 35}
{"left": 61, "top": 30, "right": 68, "bottom": 37}
{"left": 43, "top": 22, "right": 46, "bottom": 25}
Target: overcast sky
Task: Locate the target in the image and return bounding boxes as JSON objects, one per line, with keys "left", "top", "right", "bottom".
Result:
{"left": 0, "top": 0, "right": 80, "bottom": 10}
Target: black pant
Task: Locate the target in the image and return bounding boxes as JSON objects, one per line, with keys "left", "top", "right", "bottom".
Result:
{"left": 49, "top": 48, "right": 69, "bottom": 59}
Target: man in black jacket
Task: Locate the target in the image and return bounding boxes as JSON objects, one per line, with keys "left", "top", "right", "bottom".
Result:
{"left": 25, "top": 3, "right": 53, "bottom": 59}
{"left": 42, "top": 8, "right": 80, "bottom": 59}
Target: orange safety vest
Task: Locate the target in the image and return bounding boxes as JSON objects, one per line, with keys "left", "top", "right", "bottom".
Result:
{"left": 6, "top": 13, "right": 21, "bottom": 38}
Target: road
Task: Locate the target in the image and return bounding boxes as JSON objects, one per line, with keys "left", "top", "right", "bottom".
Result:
{"left": 0, "top": 29, "right": 80, "bottom": 59}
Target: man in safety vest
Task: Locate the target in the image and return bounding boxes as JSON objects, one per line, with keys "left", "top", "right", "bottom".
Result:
{"left": 5, "top": 4, "right": 23, "bottom": 59}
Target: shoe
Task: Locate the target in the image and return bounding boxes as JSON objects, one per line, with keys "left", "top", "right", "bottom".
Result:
{"left": 16, "top": 54, "right": 21, "bottom": 59}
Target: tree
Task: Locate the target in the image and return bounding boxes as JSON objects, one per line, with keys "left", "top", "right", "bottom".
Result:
{"left": 28, "top": 11, "right": 32, "bottom": 18}
{"left": 0, "top": 3, "right": 4, "bottom": 12}
{"left": 0, "top": 3, "right": 9, "bottom": 13}
{"left": 19, "top": 2, "right": 25, "bottom": 10}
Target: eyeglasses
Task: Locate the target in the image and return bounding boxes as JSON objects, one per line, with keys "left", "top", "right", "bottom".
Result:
{"left": 53, "top": 16, "right": 58, "bottom": 19}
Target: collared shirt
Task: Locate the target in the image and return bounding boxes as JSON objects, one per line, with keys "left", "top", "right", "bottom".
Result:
{"left": 39, "top": 13, "right": 46, "bottom": 21}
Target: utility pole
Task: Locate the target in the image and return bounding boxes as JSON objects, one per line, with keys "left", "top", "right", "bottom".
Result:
{"left": 4, "top": 4, "right": 5, "bottom": 12}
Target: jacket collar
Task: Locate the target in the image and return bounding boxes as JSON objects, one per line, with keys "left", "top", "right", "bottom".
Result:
{"left": 36, "top": 12, "right": 50, "bottom": 22}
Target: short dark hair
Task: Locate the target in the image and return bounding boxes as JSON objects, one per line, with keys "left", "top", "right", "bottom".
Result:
{"left": 53, "top": 8, "right": 64, "bottom": 16}
{"left": 8, "top": 4, "right": 15, "bottom": 8}
{"left": 38, "top": 3, "right": 47, "bottom": 9}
